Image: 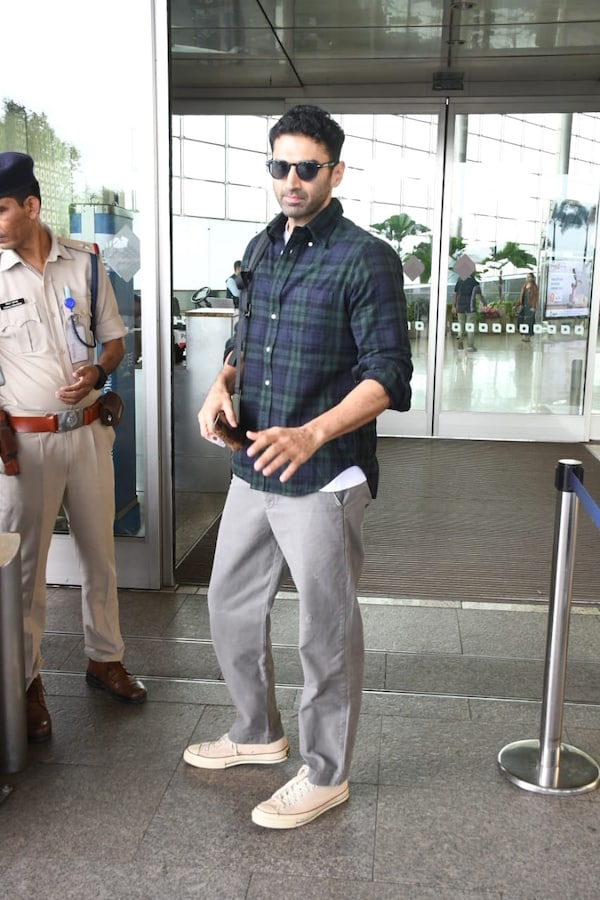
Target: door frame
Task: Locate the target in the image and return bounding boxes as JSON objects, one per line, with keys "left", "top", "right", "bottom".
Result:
{"left": 48, "top": 0, "right": 172, "bottom": 590}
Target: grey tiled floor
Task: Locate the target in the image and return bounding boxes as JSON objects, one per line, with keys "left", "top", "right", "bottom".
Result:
{"left": 3, "top": 587, "right": 600, "bottom": 899}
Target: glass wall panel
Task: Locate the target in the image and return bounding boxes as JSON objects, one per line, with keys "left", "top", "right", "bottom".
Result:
{"left": 594, "top": 324, "right": 600, "bottom": 414}
{"left": 183, "top": 179, "right": 225, "bottom": 218}
{"left": 184, "top": 116, "right": 226, "bottom": 144}
{"left": 172, "top": 111, "right": 439, "bottom": 566}
{"left": 1, "top": 0, "right": 156, "bottom": 548}
{"left": 227, "top": 148, "right": 266, "bottom": 188}
{"left": 228, "top": 116, "right": 270, "bottom": 151}
{"left": 442, "top": 111, "right": 600, "bottom": 422}
{"left": 183, "top": 141, "right": 225, "bottom": 180}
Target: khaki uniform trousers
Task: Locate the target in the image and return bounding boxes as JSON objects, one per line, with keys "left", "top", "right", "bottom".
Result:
{"left": 208, "top": 474, "right": 371, "bottom": 787}
{"left": 0, "top": 419, "right": 125, "bottom": 685}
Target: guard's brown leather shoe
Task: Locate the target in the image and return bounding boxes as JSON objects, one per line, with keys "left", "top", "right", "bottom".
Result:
{"left": 26, "top": 675, "right": 52, "bottom": 743}
{"left": 85, "top": 660, "right": 147, "bottom": 704}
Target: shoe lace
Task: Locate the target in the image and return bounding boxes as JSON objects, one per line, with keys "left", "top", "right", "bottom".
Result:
{"left": 272, "top": 766, "right": 314, "bottom": 809}
{"left": 108, "top": 661, "right": 131, "bottom": 676}
{"left": 204, "top": 734, "right": 233, "bottom": 752}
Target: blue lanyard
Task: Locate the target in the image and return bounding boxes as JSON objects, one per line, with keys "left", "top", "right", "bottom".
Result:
{"left": 63, "top": 286, "right": 96, "bottom": 349}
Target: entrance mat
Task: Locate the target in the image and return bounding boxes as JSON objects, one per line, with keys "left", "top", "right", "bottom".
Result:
{"left": 175, "top": 438, "right": 600, "bottom": 604}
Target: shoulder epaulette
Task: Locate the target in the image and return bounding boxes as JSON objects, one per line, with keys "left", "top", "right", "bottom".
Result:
{"left": 59, "top": 237, "right": 100, "bottom": 255}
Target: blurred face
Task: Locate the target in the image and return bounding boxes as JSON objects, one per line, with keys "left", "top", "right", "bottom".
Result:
{"left": 270, "top": 134, "right": 344, "bottom": 228}
{"left": 0, "top": 195, "right": 38, "bottom": 252}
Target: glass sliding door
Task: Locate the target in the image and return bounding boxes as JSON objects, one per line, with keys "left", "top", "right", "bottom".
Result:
{"left": 2, "top": 0, "right": 171, "bottom": 588}
{"left": 172, "top": 102, "right": 600, "bottom": 577}
{"left": 171, "top": 107, "right": 444, "bottom": 567}
{"left": 437, "top": 106, "right": 600, "bottom": 441}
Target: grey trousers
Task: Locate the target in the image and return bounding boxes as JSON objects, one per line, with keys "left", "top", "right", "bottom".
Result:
{"left": 208, "top": 474, "right": 371, "bottom": 786}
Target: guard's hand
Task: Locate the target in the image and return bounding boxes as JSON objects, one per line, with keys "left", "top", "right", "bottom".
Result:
{"left": 55, "top": 365, "right": 98, "bottom": 405}
{"left": 246, "top": 424, "right": 320, "bottom": 483}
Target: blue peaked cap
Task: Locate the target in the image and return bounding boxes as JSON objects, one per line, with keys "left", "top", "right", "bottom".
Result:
{"left": 0, "top": 152, "right": 36, "bottom": 197}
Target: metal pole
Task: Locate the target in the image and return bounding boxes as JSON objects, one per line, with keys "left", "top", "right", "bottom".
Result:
{"left": 498, "top": 460, "right": 600, "bottom": 795}
{"left": 569, "top": 359, "right": 583, "bottom": 410}
{"left": 0, "top": 532, "right": 26, "bottom": 774}
{"left": 538, "top": 459, "right": 582, "bottom": 786}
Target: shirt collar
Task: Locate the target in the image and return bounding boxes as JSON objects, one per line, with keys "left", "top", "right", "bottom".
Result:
{"left": 0, "top": 225, "right": 58, "bottom": 272}
{"left": 266, "top": 197, "right": 344, "bottom": 248}
{"left": 46, "top": 228, "right": 67, "bottom": 263}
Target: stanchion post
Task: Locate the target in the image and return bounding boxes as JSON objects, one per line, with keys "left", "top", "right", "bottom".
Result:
{"left": 538, "top": 459, "right": 582, "bottom": 786}
{"left": 0, "top": 532, "right": 27, "bottom": 774}
{"left": 497, "top": 459, "right": 600, "bottom": 795}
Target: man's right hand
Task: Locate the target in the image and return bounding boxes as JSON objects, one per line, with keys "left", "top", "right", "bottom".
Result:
{"left": 197, "top": 372, "right": 236, "bottom": 441}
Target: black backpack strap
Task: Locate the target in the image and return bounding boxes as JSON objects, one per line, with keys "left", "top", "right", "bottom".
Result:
{"left": 229, "top": 229, "right": 271, "bottom": 402}
{"left": 90, "top": 250, "right": 99, "bottom": 340}
{"left": 235, "top": 229, "right": 272, "bottom": 296}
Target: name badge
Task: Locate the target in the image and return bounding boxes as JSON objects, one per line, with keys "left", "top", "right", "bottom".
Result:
{"left": 66, "top": 320, "right": 89, "bottom": 365}
{"left": 0, "top": 298, "right": 26, "bottom": 310}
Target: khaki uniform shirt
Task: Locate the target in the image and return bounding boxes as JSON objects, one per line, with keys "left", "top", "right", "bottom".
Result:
{"left": 0, "top": 227, "right": 126, "bottom": 416}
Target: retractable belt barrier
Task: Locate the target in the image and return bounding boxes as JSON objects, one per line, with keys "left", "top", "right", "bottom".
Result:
{"left": 0, "top": 533, "right": 26, "bottom": 776}
{"left": 498, "top": 459, "right": 600, "bottom": 795}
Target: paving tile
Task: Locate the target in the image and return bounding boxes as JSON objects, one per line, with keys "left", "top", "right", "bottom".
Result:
{"left": 374, "top": 777, "right": 600, "bottom": 896}
{"left": 361, "top": 605, "right": 462, "bottom": 653}
{"left": 58, "top": 636, "right": 223, "bottom": 682}
{"left": 384, "top": 651, "right": 546, "bottom": 700}
{"left": 247, "top": 874, "right": 502, "bottom": 899}
{"left": 361, "top": 692, "right": 471, "bottom": 721}
{"left": 22, "top": 694, "right": 201, "bottom": 770}
{"left": 377, "top": 716, "right": 514, "bottom": 786}
{"left": 458, "top": 606, "right": 600, "bottom": 661}
{"left": 39, "top": 633, "right": 83, "bottom": 670}
{"left": 10, "top": 593, "right": 600, "bottom": 900}
{"left": 161, "top": 593, "right": 213, "bottom": 639}
{"left": 1, "top": 858, "right": 250, "bottom": 899}
{"left": 137, "top": 766, "right": 377, "bottom": 881}
{"left": 0, "top": 764, "right": 170, "bottom": 862}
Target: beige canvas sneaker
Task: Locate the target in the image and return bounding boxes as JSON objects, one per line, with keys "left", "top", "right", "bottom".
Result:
{"left": 183, "top": 733, "right": 289, "bottom": 769}
{"left": 251, "top": 765, "right": 349, "bottom": 829}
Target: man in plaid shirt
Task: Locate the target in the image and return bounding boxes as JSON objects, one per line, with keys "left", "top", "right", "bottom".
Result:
{"left": 184, "top": 105, "right": 413, "bottom": 828}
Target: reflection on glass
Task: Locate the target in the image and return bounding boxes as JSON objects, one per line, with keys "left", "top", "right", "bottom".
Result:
{"left": 443, "top": 111, "right": 600, "bottom": 417}
{"left": 594, "top": 319, "right": 600, "bottom": 414}
{"left": 172, "top": 111, "right": 438, "bottom": 562}
{"left": 1, "top": 0, "right": 148, "bottom": 539}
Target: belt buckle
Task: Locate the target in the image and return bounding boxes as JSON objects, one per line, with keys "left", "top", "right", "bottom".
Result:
{"left": 56, "top": 409, "right": 84, "bottom": 432}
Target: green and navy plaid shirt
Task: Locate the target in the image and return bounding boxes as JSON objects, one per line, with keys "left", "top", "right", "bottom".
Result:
{"left": 228, "top": 198, "right": 412, "bottom": 498}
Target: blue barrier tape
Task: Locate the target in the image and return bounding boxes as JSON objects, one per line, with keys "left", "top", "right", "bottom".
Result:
{"left": 568, "top": 470, "right": 600, "bottom": 531}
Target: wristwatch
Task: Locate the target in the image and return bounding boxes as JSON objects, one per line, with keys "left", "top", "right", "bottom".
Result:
{"left": 94, "top": 364, "right": 108, "bottom": 390}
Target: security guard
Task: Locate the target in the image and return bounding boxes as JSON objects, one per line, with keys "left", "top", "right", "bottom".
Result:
{"left": 0, "top": 152, "right": 146, "bottom": 743}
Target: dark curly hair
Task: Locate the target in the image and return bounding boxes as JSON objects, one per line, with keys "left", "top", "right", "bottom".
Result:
{"left": 269, "top": 105, "right": 345, "bottom": 161}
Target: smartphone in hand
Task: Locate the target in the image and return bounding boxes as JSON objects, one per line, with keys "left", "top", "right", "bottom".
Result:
{"left": 212, "top": 411, "right": 245, "bottom": 451}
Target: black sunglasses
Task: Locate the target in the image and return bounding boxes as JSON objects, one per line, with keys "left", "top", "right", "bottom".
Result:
{"left": 266, "top": 159, "right": 338, "bottom": 182}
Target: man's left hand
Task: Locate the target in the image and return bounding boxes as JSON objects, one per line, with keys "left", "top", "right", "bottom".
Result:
{"left": 246, "top": 425, "right": 320, "bottom": 483}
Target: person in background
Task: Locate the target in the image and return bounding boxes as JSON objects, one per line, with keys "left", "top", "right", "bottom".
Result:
{"left": 183, "top": 105, "right": 412, "bottom": 829}
{"left": 225, "top": 260, "right": 242, "bottom": 308}
{"left": 516, "top": 271, "right": 538, "bottom": 342}
{"left": 452, "top": 273, "right": 482, "bottom": 352}
{"left": 0, "top": 152, "right": 146, "bottom": 743}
